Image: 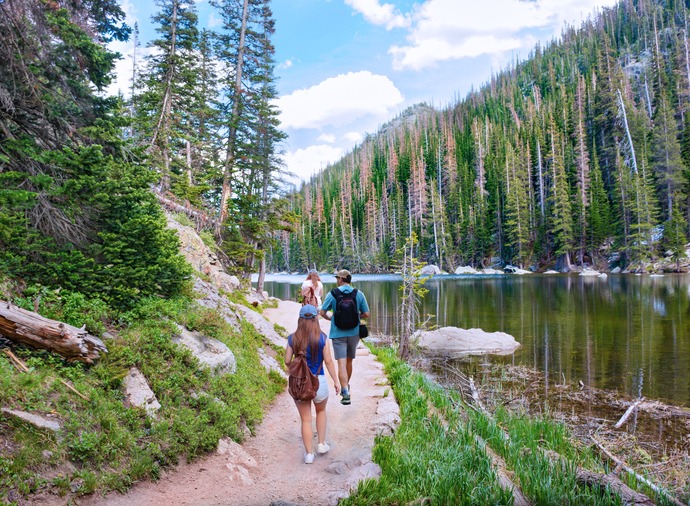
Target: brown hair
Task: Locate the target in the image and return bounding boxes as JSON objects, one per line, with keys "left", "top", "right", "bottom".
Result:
{"left": 292, "top": 317, "right": 322, "bottom": 364}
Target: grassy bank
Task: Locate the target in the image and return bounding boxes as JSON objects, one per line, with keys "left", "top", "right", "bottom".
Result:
{"left": 343, "top": 347, "right": 677, "bottom": 506}
{"left": 0, "top": 293, "right": 284, "bottom": 503}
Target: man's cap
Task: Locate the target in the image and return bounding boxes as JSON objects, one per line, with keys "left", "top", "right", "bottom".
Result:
{"left": 334, "top": 269, "right": 352, "bottom": 282}
{"left": 299, "top": 304, "right": 318, "bottom": 319}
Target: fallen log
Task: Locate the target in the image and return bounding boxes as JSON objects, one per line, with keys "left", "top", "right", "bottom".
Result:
{"left": 542, "top": 449, "right": 655, "bottom": 505}
{"left": 590, "top": 435, "right": 685, "bottom": 506}
{"left": 0, "top": 300, "right": 107, "bottom": 364}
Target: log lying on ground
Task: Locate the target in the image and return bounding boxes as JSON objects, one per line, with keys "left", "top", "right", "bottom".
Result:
{"left": 0, "top": 301, "right": 107, "bottom": 364}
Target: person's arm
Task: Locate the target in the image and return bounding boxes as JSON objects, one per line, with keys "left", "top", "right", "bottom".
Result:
{"left": 358, "top": 292, "right": 370, "bottom": 320}
{"left": 319, "top": 291, "right": 333, "bottom": 320}
{"left": 285, "top": 336, "right": 294, "bottom": 365}
{"left": 323, "top": 339, "right": 340, "bottom": 394}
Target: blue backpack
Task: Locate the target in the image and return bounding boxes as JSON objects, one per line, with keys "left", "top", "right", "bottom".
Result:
{"left": 331, "top": 288, "right": 359, "bottom": 329}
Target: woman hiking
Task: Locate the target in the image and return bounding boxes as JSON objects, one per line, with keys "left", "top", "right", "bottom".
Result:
{"left": 285, "top": 304, "right": 341, "bottom": 463}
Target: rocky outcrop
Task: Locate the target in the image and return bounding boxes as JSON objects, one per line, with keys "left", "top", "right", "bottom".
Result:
{"left": 416, "top": 326, "right": 521, "bottom": 356}
{"left": 166, "top": 217, "right": 240, "bottom": 293}
{"left": 173, "top": 326, "right": 236, "bottom": 375}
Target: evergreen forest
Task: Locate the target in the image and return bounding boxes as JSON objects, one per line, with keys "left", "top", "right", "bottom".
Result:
{"left": 0, "top": 0, "right": 288, "bottom": 310}
{"left": 272, "top": 0, "right": 690, "bottom": 275}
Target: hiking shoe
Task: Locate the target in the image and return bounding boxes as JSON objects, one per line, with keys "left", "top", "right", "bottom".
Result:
{"left": 341, "top": 392, "right": 351, "bottom": 405}
{"left": 316, "top": 442, "right": 330, "bottom": 455}
{"left": 304, "top": 452, "right": 315, "bottom": 464}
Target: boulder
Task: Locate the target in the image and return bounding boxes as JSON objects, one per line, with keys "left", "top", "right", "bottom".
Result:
{"left": 416, "top": 326, "right": 520, "bottom": 356}
{"left": 123, "top": 367, "right": 161, "bottom": 416}
{"left": 173, "top": 326, "right": 237, "bottom": 375}
{"left": 579, "top": 268, "right": 601, "bottom": 276}
{"left": 504, "top": 265, "right": 531, "bottom": 275}
{"left": 1, "top": 408, "right": 62, "bottom": 432}
{"left": 455, "top": 266, "right": 478, "bottom": 274}
{"left": 419, "top": 264, "right": 441, "bottom": 275}
{"left": 480, "top": 268, "right": 504, "bottom": 275}
{"left": 544, "top": 270, "right": 559, "bottom": 274}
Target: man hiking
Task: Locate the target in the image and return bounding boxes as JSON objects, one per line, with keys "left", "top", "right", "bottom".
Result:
{"left": 319, "top": 269, "right": 370, "bottom": 405}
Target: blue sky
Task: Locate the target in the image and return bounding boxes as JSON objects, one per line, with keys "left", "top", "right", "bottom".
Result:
{"left": 110, "top": 0, "right": 619, "bottom": 183}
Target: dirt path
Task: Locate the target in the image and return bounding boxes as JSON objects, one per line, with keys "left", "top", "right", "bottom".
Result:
{"left": 74, "top": 301, "right": 399, "bottom": 506}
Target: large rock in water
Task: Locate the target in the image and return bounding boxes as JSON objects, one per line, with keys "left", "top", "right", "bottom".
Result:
{"left": 416, "top": 326, "right": 520, "bottom": 356}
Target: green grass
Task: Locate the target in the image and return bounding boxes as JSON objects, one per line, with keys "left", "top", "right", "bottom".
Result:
{"left": 345, "top": 347, "right": 665, "bottom": 506}
{"left": 0, "top": 294, "right": 284, "bottom": 502}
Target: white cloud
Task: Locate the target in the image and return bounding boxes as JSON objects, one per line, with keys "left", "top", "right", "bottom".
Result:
{"left": 276, "top": 71, "right": 404, "bottom": 130}
{"left": 345, "top": 0, "right": 409, "bottom": 30}
{"left": 317, "top": 133, "right": 336, "bottom": 143}
{"left": 390, "top": 0, "right": 619, "bottom": 70}
{"left": 282, "top": 144, "right": 344, "bottom": 182}
{"left": 206, "top": 12, "right": 222, "bottom": 28}
{"left": 278, "top": 59, "right": 293, "bottom": 70}
{"left": 344, "top": 131, "right": 363, "bottom": 143}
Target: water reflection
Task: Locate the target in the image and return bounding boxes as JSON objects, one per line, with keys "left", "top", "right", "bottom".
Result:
{"left": 256, "top": 273, "right": 690, "bottom": 406}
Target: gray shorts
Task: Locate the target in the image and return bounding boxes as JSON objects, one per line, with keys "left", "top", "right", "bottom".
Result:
{"left": 332, "top": 335, "right": 359, "bottom": 360}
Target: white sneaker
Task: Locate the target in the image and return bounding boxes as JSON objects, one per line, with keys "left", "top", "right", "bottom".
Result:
{"left": 316, "top": 442, "right": 330, "bottom": 454}
{"left": 304, "top": 452, "right": 315, "bottom": 464}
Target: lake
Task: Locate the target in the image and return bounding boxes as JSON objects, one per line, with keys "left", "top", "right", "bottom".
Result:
{"left": 256, "top": 272, "right": 690, "bottom": 406}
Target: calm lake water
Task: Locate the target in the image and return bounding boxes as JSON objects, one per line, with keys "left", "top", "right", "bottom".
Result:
{"left": 256, "top": 273, "right": 690, "bottom": 406}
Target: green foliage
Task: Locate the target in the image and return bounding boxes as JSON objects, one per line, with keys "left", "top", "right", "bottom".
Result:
{"left": 0, "top": 143, "right": 192, "bottom": 310}
{"left": 0, "top": 296, "right": 283, "bottom": 500}
{"left": 348, "top": 347, "right": 633, "bottom": 506}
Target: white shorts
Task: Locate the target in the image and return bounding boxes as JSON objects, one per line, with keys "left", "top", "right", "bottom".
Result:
{"left": 313, "top": 375, "right": 329, "bottom": 403}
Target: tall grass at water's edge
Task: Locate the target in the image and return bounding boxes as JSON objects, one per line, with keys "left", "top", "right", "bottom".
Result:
{"left": 342, "top": 347, "right": 674, "bottom": 506}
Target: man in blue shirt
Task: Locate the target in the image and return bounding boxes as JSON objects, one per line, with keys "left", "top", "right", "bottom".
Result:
{"left": 319, "top": 269, "right": 370, "bottom": 405}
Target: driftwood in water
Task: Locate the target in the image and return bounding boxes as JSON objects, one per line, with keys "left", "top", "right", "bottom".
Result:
{"left": 0, "top": 301, "right": 107, "bottom": 364}
{"left": 614, "top": 397, "right": 644, "bottom": 429}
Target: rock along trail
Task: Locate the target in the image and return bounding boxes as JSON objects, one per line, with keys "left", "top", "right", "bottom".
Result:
{"left": 73, "top": 300, "right": 399, "bottom": 506}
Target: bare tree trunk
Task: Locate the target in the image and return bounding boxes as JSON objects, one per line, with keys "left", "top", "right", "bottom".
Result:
{"left": 150, "top": 0, "right": 179, "bottom": 192}
{"left": 617, "top": 89, "right": 638, "bottom": 174}
{"left": 257, "top": 255, "right": 266, "bottom": 294}
{"left": 217, "top": 0, "right": 250, "bottom": 231}
{"left": 0, "top": 302, "right": 107, "bottom": 364}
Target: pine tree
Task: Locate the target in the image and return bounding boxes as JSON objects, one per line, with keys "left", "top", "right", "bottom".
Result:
{"left": 651, "top": 91, "right": 686, "bottom": 219}
{"left": 133, "top": 0, "right": 202, "bottom": 193}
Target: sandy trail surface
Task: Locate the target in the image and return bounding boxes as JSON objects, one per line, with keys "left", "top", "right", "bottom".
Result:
{"left": 71, "top": 300, "right": 399, "bottom": 506}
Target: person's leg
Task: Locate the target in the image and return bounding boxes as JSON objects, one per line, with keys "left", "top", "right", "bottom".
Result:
{"left": 314, "top": 398, "right": 328, "bottom": 445}
{"left": 295, "top": 400, "right": 314, "bottom": 457}
{"left": 337, "top": 357, "right": 349, "bottom": 392}
{"left": 332, "top": 338, "right": 350, "bottom": 395}
{"left": 345, "top": 358, "right": 353, "bottom": 389}
{"left": 344, "top": 335, "right": 358, "bottom": 390}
